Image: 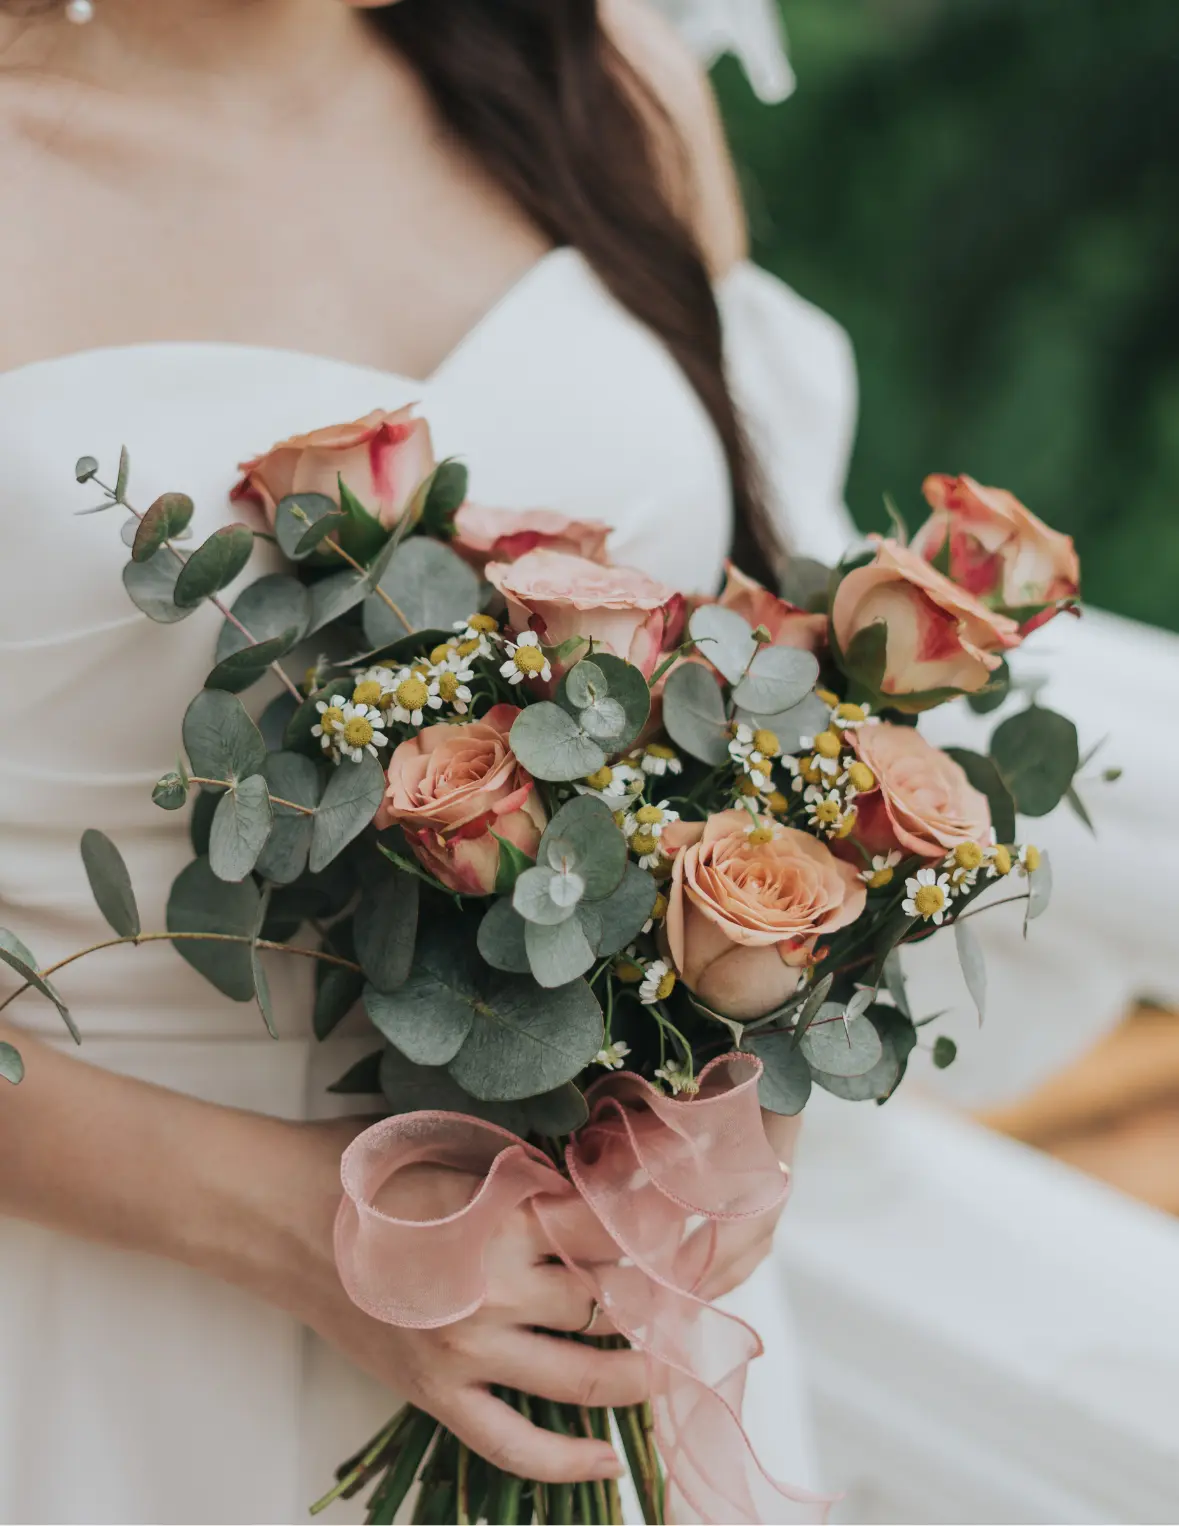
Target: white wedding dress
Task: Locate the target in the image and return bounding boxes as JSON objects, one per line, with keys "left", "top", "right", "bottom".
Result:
{"left": 0, "top": 249, "right": 855, "bottom": 1524}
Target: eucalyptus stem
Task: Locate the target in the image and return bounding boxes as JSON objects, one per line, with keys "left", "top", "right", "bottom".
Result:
{"left": 187, "top": 776, "right": 317, "bottom": 816}
{"left": 326, "top": 538, "right": 414, "bottom": 636}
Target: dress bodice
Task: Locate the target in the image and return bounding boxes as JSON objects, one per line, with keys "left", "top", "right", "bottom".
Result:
{"left": 0, "top": 248, "right": 856, "bottom": 1039}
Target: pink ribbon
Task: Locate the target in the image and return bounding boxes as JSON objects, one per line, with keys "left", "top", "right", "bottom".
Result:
{"left": 335, "top": 1054, "right": 833, "bottom": 1525}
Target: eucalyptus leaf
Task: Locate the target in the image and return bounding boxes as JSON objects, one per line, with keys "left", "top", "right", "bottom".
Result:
{"left": 354, "top": 871, "right": 419, "bottom": 992}
{"left": 661, "top": 661, "right": 730, "bottom": 766}
{"left": 0, "top": 943, "right": 78, "bottom": 1042}
{"left": 881, "top": 948, "right": 911, "bottom": 1019}
{"left": 166, "top": 856, "right": 260, "bottom": 1002}
{"left": 75, "top": 455, "right": 98, "bottom": 484}
{"left": 967, "top": 657, "right": 1011, "bottom": 715}
{"left": 329, "top": 1050, "right": 385, "bottom": 1096}
{"left": 132, "top": 492, "right": 195, "bottom": 563}
{"left": 565, "top": 660, "right": 607, "bottom": 710}
{"left": 733, "top": 645, "right": 820, "bottom": 716}
{"left": 123, "top": 548, "right": 198, "bottom": 624}
{"left": 477, "top": 898, "right": 533, "bottom": 974}
{"left": 990, "top": 706, "right": 1080, "bottom": 818}
{"left": 748, "top": 1032, "right": 812, "bottom": 1116}
{"left": 307, "top": 570, "right": 367, "bottom": 634}
{"left": 182, "top": 690, "right": 267, "bottom": 785}
{"left": 1065, "top": 785, "right": 1095, "bottom": 834}
{"left": 416, "top": 459, "right": 469, "bottom": 538}
{"left": 80, "top": 829, "right": 141, "bottom": 938}
{"left": 559, "top": 653, "right": 650, "bottom": 749}
{"left": 509, "top": 703, "right": 606, "bottom": 783}
{"left": 250, "top": 887, "right": 277, "bottom": 1039}
{"left": 812, "top": 1004, "right": 912, "bottom": 1102}
{"left": 737, "top": 692, "right": 829, "bottom": 753}
{"left": 589, "top": 863, "right": 658, "bottom": 955}
{"left": 449, "top": 974, "right": 603, "bottom": 1102}
{"left": 256, "top": 752, "right": 321, "bottom": 885}
{"left": 209, "top": 775, "right": 273, "bottom": 883}
{"left": 519, "top": 1083, "right": 589, "bottom": 1137}
{"left": 1025, "top": 851, "right": 1053, "bottom": 928}
{"left": 259, "top": 693, "right": 300, "bottom": 753}
{"left": 378, "top": 1047, "right": 493, "bottom": 1115}
{"left": 933, "top": 1036, "right": 958, "bottom": 1069}
{"left": 308, "top": 752, "right": 385, "bottom": 872}
{"left": 790, "top": 972, "right": 834, "bottom": 1048}
{"left": 173, "top": 524, "right": 253, "bottom": 609}
{"left": 944, "top": 748, "right": 1017, "bottom": 845}
{"left": 214, "top": 575, "right": 312, "bottom": 662}
{"left": 525, "top": 914, "right": 598, "bottom": 989}
{"left": 688, "top": 605, "right": 757, "bottom": 684}
{"left": 840, "top": 620, "right": 889, "bottom": 695}
{"left": 366, "top": 978, "right": 474, "bottom": 1067}
{"left": 152, "top": 772, "right": 188, "bottom": 811}
{"left": 954, "top": 918, "right": 987, "bottom": 1022}
{"left": 779, "top": 556, "right": 833, "bottom": 611}
{"left": 114, "top": 444, "right": 130, "bottom": 501}
{"left": 0, "top": 1041, "right": 24, "bottom": 1085}
{"left": 800, "top": 1008, "right": 884, "bottom": 1077}
{"left": 205, "top": 630, "right": 300, "bottom": 695}
{"left": 314, "top": 964, "right": 365, "bottom": 1041}
{"left": 275, "top": 493, "right": 341, "bottom": 561}
{"left": 189, "top": 789, "right": 218, "bottom": 856}
{"left": 513, "top": 865, "right": 581, "bottom": 926}
{"left": 363, "top": 537, "right": 480, "bottom": 647}
{"left": 539, "top": 795, "right": 627, "bottom": 901}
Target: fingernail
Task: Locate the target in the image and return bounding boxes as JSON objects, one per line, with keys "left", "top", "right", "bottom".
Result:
{"left": 594, "top": 1452, "right": 625, "bottom": 1479}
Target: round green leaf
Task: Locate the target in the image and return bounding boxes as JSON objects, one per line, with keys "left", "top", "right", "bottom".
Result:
{"left": 812, "top": 1005, "right": 915, "bottom": 1103}
{"left": 362, "top": 537, "right": 481, "bottom": 647}
{"left": 366, "top": 976, "right": 474, "bottom": 1068}
{"left": 688, "top": 605, "right": 757, "bottom": 684}
{"left": 152, "top": 773, "right": 188, "bottom": 811}
{"left": 307, "top": 570, "right": 367, "bottom": 634}
{"left": 514, "top": 865, "right": 581, "bottom": 926}
{"left": 256, "top": 752, "right": 321, "bottom": 885}
{"left": 205, "top": 630, "right": 301, "bottom": 695}
{"left": 933, "top": 1035, "right": 958, "bottom": 1069}
{"left": 0, "top": 1041, "right": 24, "bottom": 1085}
{"left": 215, "top": 575, "right": 312, "bottom": 663}
{"left": 477, "top": 899, "right": 532, "bottom": 974}
{"left": 80, "top": 828, "right": 141, "bottom": 938}
{"left": 733, "top": 645, "right": 820, "bottom": 716}
{"left": 800, "top": 1009, "right": 884, "bottom": 1077}
{"left": 166, "top": 856, "right": 260, "bottom": 1002}
{"left": 559, "top": 654, "right": 650, "bottom": 749}
{"left": 173, "top": 524, "right": 254, "bottom": 609}
{"left": 123, "top": 548, "right": 198, "bottom": 624}
{"left": 354, "top": 872, "right": 420, "bottom": 993}
{"left": 448, "top": 975, "right": 603, "bottom": 1103}
{"left": 990, "top": 706, "right": 1080, "bottom": 818}
{"left": 209, "top": 775, "right": 274, "bottom": 883}
{"left": 748, "top": 1031, "right": 813, "bottom": 1116}
{"left": 519, "top": 1082, "right": 589, "bottom": 1137}
{"left": 275, "top": 493, "right": 341, "bottom": 561}
{"left": 662, "top": 661, "right": 730, "bottom": 765}
{"left": 945, "top": 748, "right": 1017, "bottom": 845}
{"left": 132, "top": 492, "right": 195, "bottom": 563}
{"left": 589, "top": 863, "right": 658, "bottom": 956}
{"left": 182, "top": 690, "right": 267, "bottom": 785}
{"left": 75, "top": 455, "right": 98, "bottom": 484}
{"left": 539, "top": 795, "right": 627, "bottom": 901}
{"left": 736, "top": 692, "right": 829, "bottom": 754}
{"left": 525, "top": 914, "right": 598, "bottom": 989}
{"left": 967, "top": 657, "right": 1011, "bottom": 715}
{"left": 309, "top": 752, "right": 385, "bottom": 872}
{"left": 565, "top": 660, "right": 608, "bottom": 710}
{"left": 509, "top": 703, "right": 607, "bottom": 783}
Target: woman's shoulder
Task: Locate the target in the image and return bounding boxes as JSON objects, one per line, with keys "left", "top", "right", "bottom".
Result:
{"left": 600, "top": 0, "right": 748, "bottom": 276}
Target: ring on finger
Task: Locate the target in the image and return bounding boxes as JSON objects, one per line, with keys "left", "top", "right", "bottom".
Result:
{"left": 575, "top": 1299, "right": 599, "bottom": 1335}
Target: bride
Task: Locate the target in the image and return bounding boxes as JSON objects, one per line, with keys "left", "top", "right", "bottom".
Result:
{"left": 0, "top": 1, "right": 850, "bottom": 1520}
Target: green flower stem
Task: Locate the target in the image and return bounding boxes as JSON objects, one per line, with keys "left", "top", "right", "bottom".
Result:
{"left": 310, "top": 1408, "right": 409, "bottom": 1515}
{"left": 186, "top": 777, "right": 318, "bottom": 816}
{"left": 575, "top": 1479, "right": 595, "bottom": 1524}
{"left": 365, "top": 1408, "right": 438, "bottom": 1525}
{"left": 0, "top": 931, "right": 362, "bottom": 1018}
{"left": 456, "top": 1442, "right": 473, "bottom": 1525}
{"left": 542, "top": 1402, "right": 574, "bottom": 1524}
{"left": 324, "top": 538, "right": 414, "bottom": 636}
{"left": 615, "top": 1405, "right": 661, "bottom": 1526}
{"left": 578, "top": 1407, "right": 619, "bottom": 1524}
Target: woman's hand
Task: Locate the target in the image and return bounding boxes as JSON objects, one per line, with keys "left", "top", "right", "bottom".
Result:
{"left": 273, "top": 1122, "right": 641, "bottom": 1485}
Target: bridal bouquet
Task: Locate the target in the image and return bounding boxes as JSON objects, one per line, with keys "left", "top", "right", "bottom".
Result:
{"left": 0, "top": 410, "right": 1089, "bottom": 1525}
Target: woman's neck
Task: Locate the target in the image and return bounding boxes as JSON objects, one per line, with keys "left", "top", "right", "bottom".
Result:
{"left": 0, "top": 0, "right": 372, "bottom": 101}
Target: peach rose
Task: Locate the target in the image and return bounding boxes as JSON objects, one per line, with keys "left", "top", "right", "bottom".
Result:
{"left": 716, "top": 562, "right": 827, "bottom": 653}
{"left": 913, "top": 474, "right": 1080, "bottom": 634}
{"left": 832, "top": 537, "right": 1020, "bottom": 704}
{"left": 376, "top": 704, "right": 545, "bottom": 896}
{"left": 661, "top": 811, "right": 866, "bottom": 1021}
{"left": 850, "top": 722, "right": 993, "bottom": 859}
{"left": 452, "top": 505, "right": 612, "bottom": 571}
{"left": 231, "top": 406, "right": 435, "bottom": 530}
{"left": 486, "top": 549, "right": 680, "bottom": 680}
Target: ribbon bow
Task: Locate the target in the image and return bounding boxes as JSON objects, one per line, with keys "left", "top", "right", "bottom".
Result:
{"left": 335, "top": 1053, "right": 832, "bottom": 1525}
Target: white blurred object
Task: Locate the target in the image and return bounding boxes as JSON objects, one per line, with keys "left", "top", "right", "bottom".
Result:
{"left": 648, "top": 0, "right": 797, "bottom": 101}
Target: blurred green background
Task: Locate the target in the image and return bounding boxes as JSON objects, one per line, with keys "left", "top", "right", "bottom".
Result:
{"left": 713, "top": 0, "right": 1179, "bottom": 630}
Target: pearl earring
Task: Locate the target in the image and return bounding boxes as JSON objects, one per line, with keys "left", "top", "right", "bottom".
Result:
{"left": 65, "top": 0, "right": 95, "bottom": 22}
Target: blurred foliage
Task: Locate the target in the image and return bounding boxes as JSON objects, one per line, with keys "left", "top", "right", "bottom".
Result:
{"left": 714, "top": 0, "right": 1179, "bottom": 629}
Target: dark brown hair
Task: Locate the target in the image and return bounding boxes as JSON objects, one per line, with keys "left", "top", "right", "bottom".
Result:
{"left": 370, "top": 0, "right": 776, "bottom": 586}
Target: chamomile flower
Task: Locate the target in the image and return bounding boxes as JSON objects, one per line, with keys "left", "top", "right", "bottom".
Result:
{"left": 577, "top": 762, "right": 645, "bottom": 804}
{"left": 860, "top": 850, "right": 902, "bottom": 889}
{"left": 838, "top": 759, "right": 877, "bottom": 797}
{"left": 730, "top": 723, "right": 778, "bottom": 792}
{"left": 903, "top": 867, "right": 952, "bottom": 925}
{"left": 636, "top": 743, "right": 683, "bottom": 778}
{"left": 624, "top": 801, "right": 680, "bottom": 870}
{"left": 654, "top": 1062, "right": 699, "bottom": 1097}
{"left": 828, "top": 700, "right": 876, "bottom": 731}
{"left": 335, "top": 702, "right": 389, "bottom": 764}
{"left": 1017, "top": 844, "right": 1043, "bottom": 876}
{"left": 311, "top": 694, "right": 349, "bottom": 755}
{"left": 387, "top": 667, "right": 442, "bottom": 727}
{"left": 803, "top": 785, "right": 851, "bottom": 837}
{"left": 728, "top": 723, "right": 756, "bottom": 764}
{"left": 452, "top": 613, "right": 500, "bottom": 661}
{"left": 743, "top": 817, "right": 780, "bottom": 847}
{"left": 944, "top": 841, "right": 985, "bottom": 896}
{"left": 789, "top": 754, "right": 825, "bottom": 793}
{"left": 639, "top": 959, "right": 677, "bottom": 1006}
{"left": 350, "top": 666, "right": 396, "bottom": 712}
{"left": 799, "top": 728, "right": 844, "bottom": 778}
{"left": 642, "top": 891, "right": 669, "bottom": 935}
{"left": 432, "top": 655, "right": 476, "bottom": 715}
{"left": 594, "top": 1041, "right": 632, "bottom": 1071}
{"left": 500, "top": 630, "right": 552, "bottom": 686}
{"left": 986, "top": 844, "right": 1014, "bottom": 878}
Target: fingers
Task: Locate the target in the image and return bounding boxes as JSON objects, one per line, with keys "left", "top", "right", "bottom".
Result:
{"left": 445, "top": 1386, "right": 623, "bottom": 1486}
{"left": 695, "top": 1215, "right": 778, "bottom": 1302}
{"left": 481, "top": 1328, "right": 650, "bottom": 1410}
{"left": 515, "top": 1263, "right": 618, "bottom": 1335}
{"left": 533, "top": 1195, "right": 620, "bottom": 1266}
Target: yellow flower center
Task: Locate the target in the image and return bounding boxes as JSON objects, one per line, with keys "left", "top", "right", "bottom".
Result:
{"left": 630, "top": 830, "right": 660, "bottom": 857}
{"left": 513, "top": 645, "right": 547, "bottom": 675}
{"left": 845, "top": 762, "right": 876, "bottom": 792}
{"left": 953, "top": 841, "right": 984, "bottom": 871}
{"left": 836, "top": 702, "right": 868, "bottom": 723}
{"left": 813, "top": 798, "right": 841, "bottom": 826}
{"left": 456, "top": 638, "right": 481, "bottom": 658}
{"left": 1023, "top": 845, "right": 1042, "bottom": 873}
{"left": 914, "top": 884, "right": 946, "bottom": 918}
{"left": 836, "top": 807, "right": 858, "bottom": 839}
{"left": 352, "top": 680, "right": 383, "bottom": 708}
{"left": 616, "top": 960, "right": 644, "bottom": 984}
{"left": 319, "top": 705, "right": 344, "bottom": 733}
{"left": 467, "top": 613, "right": 499, "bottom": 634}
{"left": 584, "top": 766, "right": 615, "bottom": 792}
{"left": 814, "top": 730, "right": 843, "bottom": 760}
{"left": 645, "top": 744, "right": 676, "bottom": 760}
{"left": 437, "top": 671, "right": 461, "bottom": 702}
{"left": 411, "top": 661, "right": 431, "bottom": 677}
{"left": 651, "top": 892, "right": 668, "bottom": 922}
{"left": 746, "top": 825, "right": 775, "bottom": 846}
{"left": 396, "top": 677, "right": 429, "bottom": 711}
{"left": 635, "top": 804, "right": 665, "bottom": 826}
{"left": 752, "top": 729, "right": 780, "bottom": 759}
{"left": 656, "top": 971, "right": 677, "bottom": 1001}
{"left": 815, "top": 687, "right": 840, "bottom": 707}
{"left": 766, "top": 790, "right": 789, "bottom": 816}
{"left": 430, "top": 642, "right": 456, "bottom": 666}
{"left": 868, "top": 866, "right": 895, "bottom": 890}
{"left": 799, "top": 756, "right": 823, "bottom": 785}
{"left": 991, "top": 845, "right": 1013, "bottom": 876}
{"left": 736, "top": 776, "right": 760, "bottom": 798}
{"left": 342, "top": 716, "right": 374, "bottom": 749}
